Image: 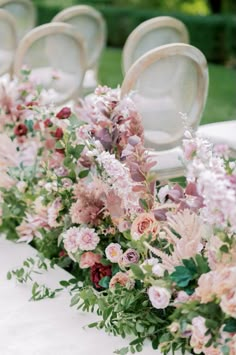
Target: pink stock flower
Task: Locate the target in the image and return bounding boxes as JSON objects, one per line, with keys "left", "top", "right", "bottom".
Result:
{"left": 77, "top": 227, "right": 100, "bottom": 251}
{"left": 105, "top": 243, "right": 123, "bottom": 263}
{"left": 131, "top": 212, "right": 159, "bottom": 240}
{"left": 190, "top": 316, "right": 210, "bottom": 354}
{"left": 148, "top": 286, "right": 171, "bottom": 309}
{"left": 79, "top": 252, "right": 101, "bottom": 269}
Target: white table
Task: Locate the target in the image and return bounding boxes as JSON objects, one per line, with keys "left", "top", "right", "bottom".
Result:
{"left": 0, "top": 238, "right": 160, "bottom": 355}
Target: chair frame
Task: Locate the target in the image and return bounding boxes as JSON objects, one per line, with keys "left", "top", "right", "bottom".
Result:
{"left": 52, "top": 5, "right": 106, "bottom": 70}
{"left": 0, "top": 0, "right": 36, "bottom": 39}
{"left": 122, "top": 16, "right": 189, "bottom": 74}
{"left": 121, "top": 43, "right": 209, "bottom": 151}
{"left": 0, "top": 8, "right": 17, "bottom": 76}
{"left": 13, "top": 23, "right": 86, "bottom": 104}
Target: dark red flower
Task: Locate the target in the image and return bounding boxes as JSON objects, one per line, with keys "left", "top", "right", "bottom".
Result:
{"left": 90, "top": 263, "right": 112, "bottom": 289}
{"left": 14, "top": 123, "right": 28, "bottom": 136}
{"left": 44, "top": 118, "right": 53, "bottom": 127}
{"left": 56, "top": 107, "right": 71, "bottom": 119}
{"left": 55, "top": 148, "right": 65, "bottom": 155}
{"left": 51, "top": 127, "right": 63, "bottom": 140}
{"left": 26, "top": 101, "right": 38, "bottom": 107}
{"left": 59, "top": 250, "right": 67, "bottom": 258}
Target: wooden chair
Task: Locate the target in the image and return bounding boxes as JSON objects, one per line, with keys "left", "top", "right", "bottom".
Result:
{"left": 0, "top": 0, "right": 36, "bottom": 42}
{"left": 121, "top": 43, "right": 209, "bottom": 180}
{"left": 122, "top": 16, "right": 189, "bottom": 74}
{"left": 13, "top": 23, "right": 86, "bottom": 105}
{"left": 52, "top": 5, "right": 106, "bottom": 96}
{"left": 0, "top": 8, "right": 16, "bottom": 76}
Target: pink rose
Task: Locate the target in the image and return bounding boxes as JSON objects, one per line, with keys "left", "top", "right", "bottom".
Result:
{"left": 109, "top": 272, "right": 134, "bottom": 290}
{"left": 220, "top": 288, "right": 236, "bottom": 318}
{"left": 79, "top": 252, "right": 101, "bottom": 269}
{"left": 195, "top": 272, "right": 215, "bottom": 303}
{"left": 105, "top": 243, "right": 123, "bottom": 263}
{"left": 131, "top": 213, "right": 159, "bottom": 240}
{"left": 148, "top": 286, "right": 171, "bottom": 309}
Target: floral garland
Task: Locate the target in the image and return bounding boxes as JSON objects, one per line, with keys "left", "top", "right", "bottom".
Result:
{"left": 0, "top": 75, "right": 236, "bottom": 355}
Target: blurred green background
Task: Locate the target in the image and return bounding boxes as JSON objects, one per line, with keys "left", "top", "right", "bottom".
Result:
{"left": 31, "top": 0, "right": 236, "bottom": 124}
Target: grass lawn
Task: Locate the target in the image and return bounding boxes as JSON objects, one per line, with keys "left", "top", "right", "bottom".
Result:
{"left": 98, "top": 48, "right": 236, "bottom": 125}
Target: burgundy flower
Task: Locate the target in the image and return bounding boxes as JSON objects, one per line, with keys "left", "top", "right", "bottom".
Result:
{"left": 55, "top": 148, "right": 65, "bottom": 155}
{"left": 52, "top": 127, "right": 63, "bottom": 140}
{"left": 56, "top": 107, "right": 71, "bottom": 119}
{"left": 14, "top": 123, "right": 28, "bottom": 136}
{"left": 44, "top": 118, "right": 53, "bottom": 127}
{"left": 90, "top": 263, "right": 112, "bottom": 289}
{"left": 26, "top": 101, "right": 38, "bottom": 107}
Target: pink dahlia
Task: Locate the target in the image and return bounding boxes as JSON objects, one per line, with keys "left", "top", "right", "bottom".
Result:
{"left": 77, "top": 227, "right": 100, "bottom": 251}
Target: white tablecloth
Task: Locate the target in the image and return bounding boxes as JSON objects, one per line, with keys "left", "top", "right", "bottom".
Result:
{"left": 0, "top": 237, "right": 160, "bottom": 355}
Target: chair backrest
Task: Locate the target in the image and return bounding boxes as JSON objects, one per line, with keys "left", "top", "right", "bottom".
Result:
{"left": 0, "top": 8, "right": 16, "bottom": 75}
{"left": 0, "top": 0, "right": 36, "bottom": 42}
{"left": 13, "top": 23, "right": 86, "bottom": 105}
{"left": 52, "top": 5, "right": 106, "bottom": 70}
{"left": 121, "top": 43, "right": 209, "bottom": 151}
{"left": 122, "top": 16, "right": 189, "bottom": 74}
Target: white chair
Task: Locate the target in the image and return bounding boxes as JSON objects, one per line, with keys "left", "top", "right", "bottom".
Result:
{"left": 13, "top": 23, "right": 86, "bottom": 105}
{"left": 122, "top": 16, "right": 189, "bottom": 75}
{"left": 198, "top": 120, "right": 236, "bottom": 158}
{"left": 0, "top": 0, "right": 36, "bottom": 42}
{"left": 0, "top": 9, "right": 16, "bottom": 76}
{"left": 52, "top": 5, "right": 107, "bottom": 96}
{"left": 121, "top": 43, "right": 209, "bottom": 180}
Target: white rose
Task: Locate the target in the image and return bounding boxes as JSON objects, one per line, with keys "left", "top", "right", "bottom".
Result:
{"left": 148, "top": 286, "right": 171, "bottom": 309}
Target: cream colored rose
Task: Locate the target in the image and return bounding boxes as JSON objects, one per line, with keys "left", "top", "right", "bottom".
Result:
{"left": 148, "top": 286, "right": 171, "bottom": 309}
{"left": 131, "top": 213, "right": 159, "bottom": 240}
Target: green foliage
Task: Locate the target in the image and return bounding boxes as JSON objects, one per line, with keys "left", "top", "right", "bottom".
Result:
{"left": 223, "top": 318, "right": 236, "bottom": 333}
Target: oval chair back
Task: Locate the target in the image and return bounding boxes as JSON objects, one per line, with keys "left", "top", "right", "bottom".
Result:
{"left": 0, "top": 8, "right": 17, "bottom": 76}
{"left": 0, "top": 0, "right": 36, "bottom": 42}
{"left": 13, "top": 23, "right": 86, "bottom": 105}
{"left": 52, "top": 5, "right": 107, "bottom": 95}
{"left": 123, "top": 16, "right": 189, "bottom": 74}
{"left": 121, "top": 43, "right": 209, "bottom": 151}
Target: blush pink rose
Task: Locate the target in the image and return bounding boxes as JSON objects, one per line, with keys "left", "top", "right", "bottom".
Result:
{"left": 105, "top": 243, "right": 123, "bottom": 263}
{"left": 148, "top": 286, "right": 171, "bottom": 309}
{"left": 131, "top": 213, "right": 159, "bottom": 240}
{"left": 79, "top": 252, "right": 101, "bottom": 269}
{"left": 220, "top": 288, "right": 236, "bottom": 318}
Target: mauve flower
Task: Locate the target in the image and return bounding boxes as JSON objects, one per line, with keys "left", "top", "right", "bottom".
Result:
{"left": 120, "top": 248, "right": 139, "bottom": 266}
{"left": 56, "top": 107, "right": 71, "bottom": 119}
{"left": 105, "top": 243, "right": 123, "bottom": 263}
{"left": 148, "top": 286, "right": 171, "bottom": 309}
{"left": 131, "top": 212, "right": 159, "bottom": 240}
{"left": 109, "top": 272, "right": 135, "bottom": 290}
{"left": 90, "top": 263, "right": 112, "bottom": 289}
{"left": 14, "top": 123, "right": 28, "bottom": 136}
{"left": 79, "top": 252, "right": 101, "bottom": 269}
{"left": 70, "top": 201, "right": 101, "bottom": 225}
{"left": 77, "top": 227, "right": 100, "bottom": 251}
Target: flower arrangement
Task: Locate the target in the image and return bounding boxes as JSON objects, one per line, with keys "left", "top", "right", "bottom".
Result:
{"left": 1, "top": 78, "right": 236, "bottom": 355}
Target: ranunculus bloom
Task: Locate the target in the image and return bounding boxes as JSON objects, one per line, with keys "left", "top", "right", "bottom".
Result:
{"left": 109, "top": 272, "right": 134, "bottom": 290}
{"left": 120, "top": 248, "right": 139, "bottom": 266}
{"left": 90, "top": 263, "right": 112, "bottom": 289}
{"left": 79, "top": 252, "right": 101, "bottom": 269}
{"left": 56, "top": 107, "right": 71, "bottom": 119}
{"left": 14, "top": 123, "right": 28, "bottom": 136}
{"left": 148, "top": 286, "right": 171, "bottom": 309}
{"left": 105, "top": 243, "right": 123, "bottom": 263}
{"left": 131, "top": 212, "right": 159, "bottom": 240}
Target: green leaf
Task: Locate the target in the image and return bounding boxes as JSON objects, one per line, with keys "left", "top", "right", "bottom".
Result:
{"left": 220, "top": 244, "right": 229, "bottom": 253}
{"left": 59, "top": 280, "right": 70, "bottom": 287}
{"left": 70, "top": 293, "right": 81, "bottom": 307}
{"left": 98, "top": 276, "right": 110, "bottom": 289}
{"left": 6, "top": 271, "right": 12, "bottom": 280}
{"left": 79, "top": 170, "right": 90, "bottom": 179}
{"left": 88, "top": 322, "right": 98, "bottom": 328}
{"left": 170, "top": 266, "right": 193, "bottom": 287}
{"left": 136, "top": 323, "right": 144, "bottom": 333}
{"left": 223, "top": 318, "right": 236, "bottom": 332}
{"left": 130, "top": 264, "right": 145, "bottom": 280}
{"left": 55, "top": 141, "right": 64, "bottom": 149}
{"left": 74, "top": 144, "right": 84, "bottom": 159}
